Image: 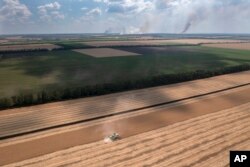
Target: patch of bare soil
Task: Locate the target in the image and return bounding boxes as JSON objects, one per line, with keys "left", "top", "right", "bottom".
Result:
{"left": 73, "top": 48, "right": 141, "bottom": 57}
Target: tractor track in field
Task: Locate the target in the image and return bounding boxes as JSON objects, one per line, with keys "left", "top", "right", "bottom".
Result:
{"left": 4, "top": 103, "right": 249, "bottom": 167}
{"left": 0, "top": 71, "right": 250, "bottom": 140}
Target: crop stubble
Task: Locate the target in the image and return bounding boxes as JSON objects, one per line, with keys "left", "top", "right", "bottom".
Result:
{"left": 0, "top": 44, "right": 61, "bottom": 51}
{"left": 3, "top": 102, "right": 250, "bottom": 167}
{"left": 0, "top": 71, "right": 249, "bottom": 138}
{"left": 83, "top": 39, "right": 247, "bottom": 47}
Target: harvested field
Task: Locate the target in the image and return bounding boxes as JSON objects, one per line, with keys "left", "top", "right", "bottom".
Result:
{"left": 0, "top": 40, "right": 9, "bottom": 44}
{"left": 83, "top": 39, "right": 246, "bottom": 47}
{"left": 0, "top": 71, "right": 249, "bottom": 139}
{"left": 0, "top": 44, "right": 62, "bottom": 51}
{"left": 202, "top": 42, "right": 250, "bottom": 50}
{"left": 3, "top": 102, "right": 250, "bottom": 167}
{"left": 73, "top": 48, "right": 141, "bottom": 57}
{"left": 164, "top": 39, "right": 248, "bottom": 44}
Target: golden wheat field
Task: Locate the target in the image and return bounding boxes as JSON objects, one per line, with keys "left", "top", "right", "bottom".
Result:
{"left": 0, "top": 71, "right": 249, "bottom": 166}
{"left": 1, "top": 71, "right": 249, "bottom": 139}
{"left": 82, "top": 39, "right": 247, "bottom": 47}
{"left": 3, "top": 102, "right": 249, "bottom": 167}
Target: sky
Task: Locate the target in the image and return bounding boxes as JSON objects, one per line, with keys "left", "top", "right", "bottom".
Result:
{"left": 0, "top": 0, "right": 250, "bottom": 34}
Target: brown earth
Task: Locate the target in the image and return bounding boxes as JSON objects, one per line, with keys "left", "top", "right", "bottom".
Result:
{"left": 0, "top": 44, "right": 62, "bottom": 51}
{"left": 0, "top": 86, "right": 250, "bottom": 166}
{"left": 83, "top": 39, "right": 247, "bottom": 47}
{"left": 0, "top": 40, "right": 9, "bottom": 44}
{"left": 0, "top": 71, "right": 249, "bottom": 139}
{"left": 202, "top": 43, "right": 250, "bottom": 50}
{"left": 73, "top": 48, "right": 141, "bottom": 57}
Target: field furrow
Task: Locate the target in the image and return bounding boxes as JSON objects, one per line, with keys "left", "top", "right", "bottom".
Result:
{"left": 12, "top": 106, "right": 241, "bottom": 167}
{"left": 106, "top": 117, "right": 249, "bottom": 167}
{"left": 1, "top": 71, "right": 249, "bottom": 138}
{"left": 194, "top": 142, "right": 250, "bottom": 167}
{"left": 5, "top": 102, "right": 249, "bottom": 167}
{"left": 156, "top": 127, "right": 249, "bottom": 167}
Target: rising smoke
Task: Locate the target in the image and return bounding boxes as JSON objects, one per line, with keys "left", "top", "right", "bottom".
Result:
{"left": 181, "top": 22, "right": 191, "bottom": 33}
{"left": 104, "top": 0, "right": 250, "bottom": 34}
{"left": 181, "top": 12, "right": 200, "bottom": 33}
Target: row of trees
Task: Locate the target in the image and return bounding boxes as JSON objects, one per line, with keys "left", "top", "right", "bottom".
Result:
{"left": 0, "top": 48, "right": 51, "bottom": 54}
{"left": 0, "top": 43, "right": 195, "bottom": 55}
{"left": 0, "top": 64, "right": 249, "bottom": 110}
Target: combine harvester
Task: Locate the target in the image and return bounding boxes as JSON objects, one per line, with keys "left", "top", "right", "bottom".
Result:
{"left": 104, "top": 133, "right": 120, "bottom": 143}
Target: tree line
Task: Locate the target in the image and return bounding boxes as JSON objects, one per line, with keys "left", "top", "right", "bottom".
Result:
{"left": 0, "top": 64, "right": 249, "bottom": 110}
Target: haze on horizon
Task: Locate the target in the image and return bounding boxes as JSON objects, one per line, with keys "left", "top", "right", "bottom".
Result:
{"left": 0, "top": 0, "right": 250, "bottom": 35}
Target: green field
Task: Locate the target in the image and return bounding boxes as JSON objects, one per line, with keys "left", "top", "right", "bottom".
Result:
{"left": 0, "top": 46, "right": 250, "bottom": 98}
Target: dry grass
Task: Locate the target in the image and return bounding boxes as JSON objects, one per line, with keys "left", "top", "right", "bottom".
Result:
{"left": 73, "top": 48, "right": 141, "bottom": 57}
{"left": 4, "top": 102, "right": 250, "bottom": 167}
{"left": 202, "top": 43, "right": 250, "bottom": 50}
{"left": 0, "top": 44, "right": 62, "bottom": 51}
{"left": 83, "top": 39, "right": 246, "bottom": 47}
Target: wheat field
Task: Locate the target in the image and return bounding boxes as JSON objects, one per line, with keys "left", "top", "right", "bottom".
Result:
{"left": 1, "top": 71, "right": 249, "bottom": 139}
{"left": 4, "top": 102, "right": 249, "bottom": 167}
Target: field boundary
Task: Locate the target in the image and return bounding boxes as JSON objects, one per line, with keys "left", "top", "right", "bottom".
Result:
{"left": 1, "top": 88, "right": 249, "bottom": 166}
{"left": 1, "top": 66, "right": 249, "bottom": 110}
{"left": 1, "top": 82, "right": 249, "bottom": 140}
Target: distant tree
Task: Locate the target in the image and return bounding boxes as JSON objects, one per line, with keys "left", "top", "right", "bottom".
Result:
{"left": 0, "top": 64, "right": 249, "bottom": 110}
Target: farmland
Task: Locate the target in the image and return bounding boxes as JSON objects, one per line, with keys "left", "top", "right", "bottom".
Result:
{"left": 202, "top": 42, "right": 250, "bottom": 51}
{"left": 0, "top": 42, "right": 249, "bottom": 165}
{"left": 0, "top": 44, "right": 61, "bottom": 52}
{"left": 73, "top": 48, "right": 141, "bottom": 57}
{"left": 22, "top": 103, "right": 247, "bottom": 167}
{"left": 1, "top": 0, "right": 250, "bottom": 165}
{"left": 0, "top": 45, "right": 250, "bottom": 100}
{"left": 0, "top": 71, "right": 249, "bottom": 139}
{"left": 1, "top": 88, "right": 249, "bottom": 166}
{"left": 82, "top": 39, "right": 247, "bottom": 47}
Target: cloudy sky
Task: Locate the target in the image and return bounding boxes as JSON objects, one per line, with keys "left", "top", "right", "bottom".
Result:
{"left": 0, "top": 0, "right": 250, "bottom": 34}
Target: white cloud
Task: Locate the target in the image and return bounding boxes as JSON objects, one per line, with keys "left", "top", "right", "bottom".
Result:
{"left": 97, "top": 0, "right": 154, "bottom": 14}
{"left": 0, "top": 0, "right": 32, "bottom": 23}
{"left": 51, "top": 11, "right": 65, "bottom": 19}
{"left": 2, "top": 0, "right": 250, "bottom": 34}
{"left": 86, "top": 7, "right": 102, "bottom": 16}
{"left": 38, "top": 2, "right": 64, "bottom": 22}
{"left": 38, "top": 2, "right": 61, "bottom": 12}
{"left": 81, "top": 7, "right": 88, "bottom": 11}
